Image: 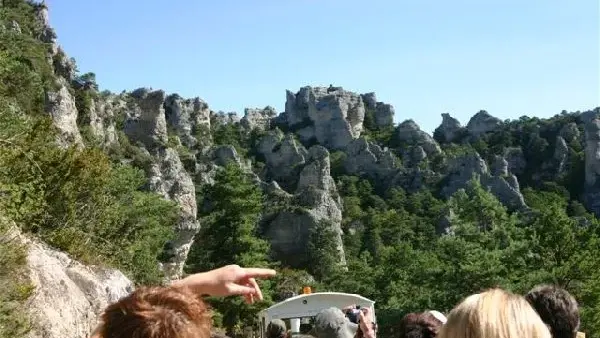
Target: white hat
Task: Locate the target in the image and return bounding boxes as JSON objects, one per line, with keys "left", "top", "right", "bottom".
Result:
{"left": 428, "top": 310, "right": 447, "bottom": 324}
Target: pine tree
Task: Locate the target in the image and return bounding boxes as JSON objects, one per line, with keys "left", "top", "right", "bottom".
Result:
{"left": 187, "top": 162, "right": 269, "bottom": 272}
{"left": 185, "top": 162, "right": 270, "bottom": 335}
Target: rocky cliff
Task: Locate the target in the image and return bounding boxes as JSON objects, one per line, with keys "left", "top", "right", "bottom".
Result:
{"left": 2, "top": 2, "right": 600, "bottom": 336}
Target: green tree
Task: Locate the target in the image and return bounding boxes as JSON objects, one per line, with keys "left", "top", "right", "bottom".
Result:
{"left": 307, "top": 219, "right": 342, "bottom": 280}
{"left": 186, "top": 162, "right": 270, "bottom": 334}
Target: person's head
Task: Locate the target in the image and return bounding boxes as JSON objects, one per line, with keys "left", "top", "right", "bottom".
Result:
{"left": 438, "top": 288, "right": 551, "bottom": 338}
{"left": 314, "top": 307, "right": 358, "bottom": 338}
{"left": 398, "top": 312, "right": 444, "bottom": 338}
{"left": 525, "top": 285, "right": 580, "bottom": 338}
{"left": 267, "top": 319, "right": 287, "bottom": 338}
{"left": 93, "top": 286, "right": 211, "bottom": 338}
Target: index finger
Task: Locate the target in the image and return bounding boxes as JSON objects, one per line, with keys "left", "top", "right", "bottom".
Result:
{"left": 242, "top": 268, "right": 276, "bottom": 279}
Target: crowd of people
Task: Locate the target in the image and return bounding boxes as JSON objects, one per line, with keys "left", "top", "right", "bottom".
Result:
{"left": 90, "top": 264, "right": 586, "bottom": 338}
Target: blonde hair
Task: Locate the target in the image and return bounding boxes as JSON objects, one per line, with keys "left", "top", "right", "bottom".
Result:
{"left": 438, "top": 288, "right": 551, "bottom": 338}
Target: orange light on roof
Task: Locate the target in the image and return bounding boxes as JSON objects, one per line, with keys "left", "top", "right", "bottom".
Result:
{"left": 303, "top": 286, "right": 312, "bottom": 294}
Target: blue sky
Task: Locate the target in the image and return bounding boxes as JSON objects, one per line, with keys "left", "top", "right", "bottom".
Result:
{"left": 46, "top": 0, "right": 599, "bottom": 133}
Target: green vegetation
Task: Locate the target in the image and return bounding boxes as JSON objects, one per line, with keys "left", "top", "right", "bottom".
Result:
{"left": 186, "top": 162, "right": 272, "bottom": 335}
{"left": 0, "top": 0, "right": 179, "bottom": 290}
{"left": 0, "top": 219, "right": 33, "bottom": 338}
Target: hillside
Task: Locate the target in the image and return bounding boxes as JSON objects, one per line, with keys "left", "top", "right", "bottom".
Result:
{"left": 1, "top": 1, "right": 600, "bottom": 337}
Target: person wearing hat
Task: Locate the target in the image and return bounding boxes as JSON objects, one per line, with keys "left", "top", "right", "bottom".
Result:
{"left": 315, "top": 307, "right": 375, "bottom": 338}
{"left": 267, "top": 319, "right": 288, "bottom": 338}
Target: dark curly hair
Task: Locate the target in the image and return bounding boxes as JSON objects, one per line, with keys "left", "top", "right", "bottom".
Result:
{"left": 397, "top": 312, "right": 443, "bottom": 338}
{"left": 525, "top": 285, "right": 580, "bottom": 338}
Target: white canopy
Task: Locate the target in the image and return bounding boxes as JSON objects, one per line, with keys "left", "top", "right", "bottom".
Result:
{"left": 258, "top": 292, "right": 376, "bottom": 335}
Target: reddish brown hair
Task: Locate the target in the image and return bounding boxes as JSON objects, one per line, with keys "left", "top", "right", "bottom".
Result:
{"left": 95, "top": 286, "right": 211, "bottom": 338}
{"left": 397, "top": 312, "right": 443, "bottom": 338}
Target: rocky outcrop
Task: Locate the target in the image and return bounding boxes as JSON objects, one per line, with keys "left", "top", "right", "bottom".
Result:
{"left": 89, "top": 95, "right": 122, "bottom": 146}
{"left": 503, "top": 147, "right": 527, "bottom": 176}
{"left": 12, "top": 228, "right": 133, "bottom": 338}
{"left": 211, "top": 111, "right": 240, "bottom": 125}
{"left": 343, "top": 138, "right": 398, "bottom": 181}
{"left": 44, "top": 78, "right": 83, "bottom": 148}
{"left": 124, "top": 88, "right": 169, "bottom": 148}
{"left": 582, "top": 109, "right": 600, "bottom": 216}
{"left": 164, "top": 94, "right": 212, "bottom": 148}
{"left": 466, "top": 110, "right": 503, "bottom": 137}
{"left": 264, "top": 146, "right": 345, "bottom": 269}
{"left": 241, "top": 106, "right": 277, "bottom": 131}
{"left": 434, "top": 113, "right": 464, "bottom": 143}
{"left": 441, "top": 152, "right": 527, "bottom": 211}
{"left": 281, "top": 86, "right": 365, "bottom": 150}
{"left": 554, "top": 136, "right": 569, "bottom": 175}
{"left": 560, "top": 122, "right": 581, "bottom": 143}
{"left": 361, "top": 92, "right": 394, "bottom": 128}
{"left": 257, "top": 130, "right": 308, "bottom": 191}
{"left": 395, "top": 119, "right": 441, "bottom": 156}
{"left": 212, "top": 145, "right": 241, "bottom": 167}
{"left": 123, "top": 90, "right": 199, "bottom": 278}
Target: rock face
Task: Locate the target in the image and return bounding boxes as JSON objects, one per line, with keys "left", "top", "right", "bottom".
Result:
{"left": 124, "top": 88, "right": 169, "bottom": 148}
{"left": 257, "top": 130, "right": 308, "bottom": 191}
{"left": 212, "top": 111, "right": 240, "bottom": 125}
{"left": 503, "top": 147, "right": 527, "bottom": 176}
{"left": 582, "top": 109, "right": 600, "bottom": 216}
{"left": 395, "top": 120, "right": 441, "bottom": 156}
{"left": 241, "top": 106, "right": 277, "bottom": 131}
{"left": 434, "top": 113, "right": 464, "bottom": 143}
{"left": 44, "top": 78, "right": 83, "bottom": 148}
{"left": 466, "top": 110, "right": 503, "bottom": 137}
{"left": 16, "top": 229, "right": 133, "bottom": 338}
{"left": 124, "top": 90, "right": 200, "bottom": 278}
{"left": 343, "top": 138, "right": 398, "bottom": 181}
{"left": 164, "top": 94, "right": 212, "bottom": 148}
{"left": 441, "top": 152, "right": 527, "bottom": 211}
{"left": 560, "top": 122, "right": 581, "bottom": 143}
{"left": 264, "top": 146, "right": 345, "bottom": 269}
{"left": 282, "top": 86, "right": 365, "bottom": 150}
{"left": 554, "top": 136, "right": 569, "bottom": 175}
{"left": 89, "top": 95, "right": 122, "bottom": 146}
{"left": 360, "top": 92, "right": 394, "bottom": 128}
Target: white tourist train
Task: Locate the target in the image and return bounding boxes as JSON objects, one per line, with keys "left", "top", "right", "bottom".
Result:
{"left": 257, "top": 288, "right": 376, "bottom": 338}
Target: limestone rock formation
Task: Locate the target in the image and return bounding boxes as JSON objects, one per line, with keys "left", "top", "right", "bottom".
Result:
{"left": 211, "top": 111, "right": 240, "bottom": 125}
{"left": 13, "top": 228, "right": 133, "bottom": 338}
{"left": 241, "top": 106, "right": 278, "bottom": 131}
{"left": 560, "top": 122, "right": 581, "bottom": 143}
{"left": 164, "top": 94, "right": 212, "bottom": 148}
{"left": 441, "top": 152, "right": 527, "bottom": 211}
{"left": 89, "top": 95, "right": 123, "bottom": 146}
{"left": 44, "top": 78, "right": 83, "bottom": 148}
{"left": 264, "top": 146, "right": 345, "bottom": 269}
{"left": 212, "top": 145, "right": 241, "bottom": 167}
{"left": 434, "top": 113, "right": 464, "bottom": 143}
{"left": 360, "top": 92, "right": 394, "bottom": 128}
{"left": 466, "top": 110, "right": 503, "bottom": 137}
{"left": 582, "top": 109, "right": 600, "bottom": 215}
{"left": 394, "top": 119, "right": 441, "bottom": 156}
{"left": 124, "top": 88, "right": 169, "bottom": 148}
{"left": 123, "top": 90, "right": 199, "bottom": 278}
{"left": 343, "top": 137, "right": 398, "bottom": 181}
{"left": 257, "top": 130, "right": 308, "bottom": 191}
{"left": 554, "top": 136, "right": 569, "bottom": 175}
{"left": 282, "top": 86, "right": 365, "bottom": 149}
{"left": 503, "top": 147, "right": 527, "bottom": 176}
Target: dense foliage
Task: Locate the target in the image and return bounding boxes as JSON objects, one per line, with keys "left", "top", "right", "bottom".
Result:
{"left": 0, "top": 4, "right": 180, "bottom": 334}
{"left": 186, "top": 162, "right": 272, "bottom": 335}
